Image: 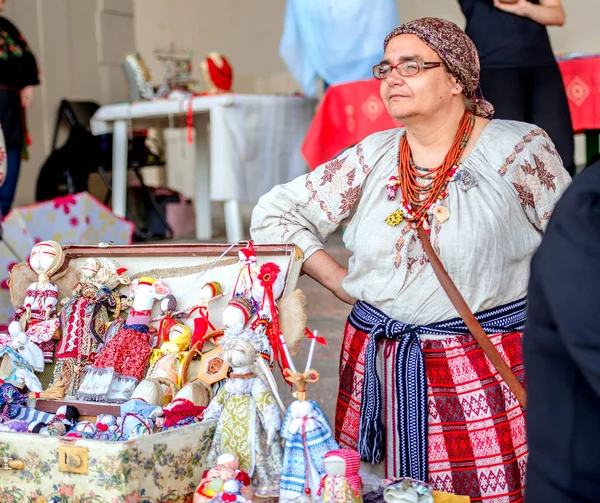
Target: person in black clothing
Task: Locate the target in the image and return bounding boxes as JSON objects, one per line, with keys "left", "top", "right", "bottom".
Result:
{"left": 458, "top": 0, "right": 575, "bottom": 176}
{"left": 524, "top": 158, "right": 600, "bottom": 503}
{"left": 0, "top": 0, "right": 39, "bottom": 215}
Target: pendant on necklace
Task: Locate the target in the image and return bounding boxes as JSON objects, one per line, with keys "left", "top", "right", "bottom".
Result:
{"left": 385, "top": 209, "right": 404, "bottom": 227}
{"left": 432, "top": 204, "right": 450, "bottom": 223}
{"left": 387, "top": 176, "right": 400, "bottom": 201}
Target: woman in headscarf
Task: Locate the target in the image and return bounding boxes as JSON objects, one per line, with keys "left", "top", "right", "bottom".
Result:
{"left": 251, "top": 17, "right": 571, "bottom": 502}
{"left": 0, "top": 0, "right": 39, "bottom": 215}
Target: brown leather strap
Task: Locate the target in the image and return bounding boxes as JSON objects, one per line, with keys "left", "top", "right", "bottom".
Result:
{"left": 417, "top": 226, "right": 527, "bottom": 409}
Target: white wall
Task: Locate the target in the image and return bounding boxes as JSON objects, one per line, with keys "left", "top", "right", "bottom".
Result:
{"left": 3, "top": 0, "right": 135, "bottom": 206}
{"left": 133, "top": 0, "right": 600, "bottom": 93}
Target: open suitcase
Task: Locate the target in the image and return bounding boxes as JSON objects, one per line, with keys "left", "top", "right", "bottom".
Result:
{"left": 0, "top": 243, "right": 303, "bottom": 503}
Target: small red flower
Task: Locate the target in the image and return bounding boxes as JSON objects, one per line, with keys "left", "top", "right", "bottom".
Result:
{"left": 53, "top": 194, "right": 77, "bottom": 215}
{"left": 69, "top": 216, "right": 79, "bottom": 227}
{"left": 85, "top": 216, "right": 91, "bottom": 225}
{"left": 258, "top": 262, "right": 280, "bottom": 288}
{"left": 236, "top": 470, "right": 251, "bottom": 486}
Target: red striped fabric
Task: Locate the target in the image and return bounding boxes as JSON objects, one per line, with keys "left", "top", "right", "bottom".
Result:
{"left": 335, "top": 321, "right": 527, "bottom": 502}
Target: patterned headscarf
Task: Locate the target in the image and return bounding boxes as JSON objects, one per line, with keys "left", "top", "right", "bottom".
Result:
{"left": 384, "top": 17, "right": 494, "bottom": 118}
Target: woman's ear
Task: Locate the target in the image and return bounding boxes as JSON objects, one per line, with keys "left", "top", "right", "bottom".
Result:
{"left": 450, "top": 76, "right": 463, "bottom": 95}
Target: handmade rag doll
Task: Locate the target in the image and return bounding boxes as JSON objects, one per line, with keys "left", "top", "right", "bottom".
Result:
{"left": 52, "top": 258, "right": 128, "bottom": 396}
{"left": 76, "top": 277, "right": 169, "bottom": 403}
{"left": 204, "top": 326, "right": 283, "bottom": 498}
{"left": 279, "top": 400, "right": 339, "bottom": 503}
{"left": 11, "top": 241, "right": 65, "bottom": 362}
{"left": 0, "top": 383, "right": 28, "bottom": 423}
{"left": 0, "top": 321, "right": 44, "bottom": 391}
{"left": 156, "top": 294, "right": 180, "bottom": 346}
{"left": 147, "top": 322, "right": 191, "bottom": 397}
{"left": 158, "top": 380, "right": 211, "bottom": 430}
{"left": 317, "top": 450, "right": 363, "bottom": 503}
{"left": 36, "top": 405, "right": 80, "bottom": 437}
{"left": 194, "top": 453, "right": 254, "bottom": 503}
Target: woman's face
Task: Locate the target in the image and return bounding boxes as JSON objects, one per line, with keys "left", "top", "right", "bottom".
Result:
{"left": 380, "top": 34, "right": 459, "bottom": 122}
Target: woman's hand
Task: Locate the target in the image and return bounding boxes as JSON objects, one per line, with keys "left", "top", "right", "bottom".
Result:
{"left": 301, "top": 249, "right": 356, "bottom": 305}
{"left": 493, "top": 0, "right": 529, "bottom": 16}
{"left": 21, "top": 85, "right": 34, "bottom": 108}
{"left": 493, "top": 0, "right": 566, "bottom": 26}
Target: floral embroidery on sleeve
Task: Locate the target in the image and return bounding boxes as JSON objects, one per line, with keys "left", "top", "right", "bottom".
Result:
{"left": 499, "top": 128, "right": 570, "bottom": 231}
{"left": 277, "top": 144, "right": 371, "bottom": 241}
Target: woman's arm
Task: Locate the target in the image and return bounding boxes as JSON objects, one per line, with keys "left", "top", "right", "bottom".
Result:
{"left": 493, "top": 0, "right": 566, "bottom": 26}
{"left": 301, "top": 249, "right": 355, "bottom": 305}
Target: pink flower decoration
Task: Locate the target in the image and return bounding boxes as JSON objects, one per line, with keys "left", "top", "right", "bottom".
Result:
{"left": 52, "top": 195, "right": 77, "bottom": 215}
{"left": 1, "top": 279, "right": 10, "bottom": 290}
{"left": 69, "top": 216, "right": 79, "bottom": 227}
{"left": 125, "top": 493, "right": 141, "bottom": 503}
{"left": 85, "top": 216, "right": 91, "bottom": 225}
{"left": 59, "top": 485, "right": 74, "bottom": 496}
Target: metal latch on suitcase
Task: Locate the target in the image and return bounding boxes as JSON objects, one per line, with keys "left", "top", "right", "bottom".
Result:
{"left": 58, "top": 445, "right": 89, "bottom": 475}
{"left": 0, "top": 457, "right": 24, "bottom": 471}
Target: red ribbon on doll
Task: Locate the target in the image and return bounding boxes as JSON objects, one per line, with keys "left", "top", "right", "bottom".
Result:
{"left": 305, "top": 328, "right": 328, "bottom": 346}
{"left": 257, "top": 263, "right": 294, "bottom": 383}
{"left": 187, "top": 305, "right": 215, "bottom": 348}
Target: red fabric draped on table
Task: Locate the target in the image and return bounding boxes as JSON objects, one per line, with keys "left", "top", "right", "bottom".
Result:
{"left": 559, "top": 56, "right": 600, "bottom": 134}
{"left": 302, "top": 56, "right": 600, "bottom": 170}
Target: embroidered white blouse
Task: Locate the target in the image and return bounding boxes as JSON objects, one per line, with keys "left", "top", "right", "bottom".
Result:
{"left": 250, "top": 120, "right": 571, "bottom": 325}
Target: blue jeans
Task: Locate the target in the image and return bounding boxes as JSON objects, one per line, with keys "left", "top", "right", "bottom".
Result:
{"left": 0, "top": 147, "right": 21, "bottom": 216}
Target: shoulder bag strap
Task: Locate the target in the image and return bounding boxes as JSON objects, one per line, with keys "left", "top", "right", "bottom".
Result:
{"left": 416, "top": 226, "right": 527, "bottom": 409}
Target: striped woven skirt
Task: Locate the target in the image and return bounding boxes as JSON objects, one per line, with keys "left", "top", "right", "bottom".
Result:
{"left": 335, "top": 302, "right": 527, "bottom": 503}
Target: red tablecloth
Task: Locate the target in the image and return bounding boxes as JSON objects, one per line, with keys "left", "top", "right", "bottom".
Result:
{"left": 302, "top": 56, "right": 600, "bottom": 170}
{"left": 559, "top": 56, "right": 600, "bottom": 134}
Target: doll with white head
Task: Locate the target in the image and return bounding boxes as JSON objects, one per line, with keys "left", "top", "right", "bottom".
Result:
{"left": 77, "top": 277, "right": 169, "bottom": 403}
{"left": 146, "top": 322, "right": 191, "bottom": 397}
{"left": 194, "top": 453, "right": 254, "bottom": 503}
{"left": 317, "top": 450, "right": 363, "bottom": 503}
{"left": 203, "top": 326, "right": 283, "bottom": 498}
{"left": 11, "top": 241, "right": 64, "bottom": 363}
{"left": 0, "top": 321, "right": 44, "bottom": 391}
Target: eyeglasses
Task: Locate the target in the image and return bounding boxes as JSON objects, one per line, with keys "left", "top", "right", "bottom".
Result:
{"left": 373, "top": 60, "right": 443, "bottom": 79}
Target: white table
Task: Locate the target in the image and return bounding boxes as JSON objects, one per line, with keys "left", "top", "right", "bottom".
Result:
{"left": 90, "top": 94, "right": 316, "bottom": 243}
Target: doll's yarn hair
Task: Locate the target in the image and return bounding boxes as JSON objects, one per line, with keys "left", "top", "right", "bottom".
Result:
{"left": 220, "top": 325, "right": 268, "bottom": 355}
{"left": 161, "top": 294, "right": 178, "bottom": 313}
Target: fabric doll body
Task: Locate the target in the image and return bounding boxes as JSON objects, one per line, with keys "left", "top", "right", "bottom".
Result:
{"left": 204, "top": 328, "right": 283, "bottom": 497}
{"left": 194, "top": 453, "right": 254, "bottom": 503}
{"left": 52, "top": 259, "right": 127, "bottom": 395}
{"left": 11, "top": 241, "right": 65, "bottom": 363}
{"left": 0, "top": 321, "right": 44, "bottom": 391}
{"left": 279, "top": 400, "right": 339, "bottom": 503}
{"left": 318, "top": 450, "right": 363, "bottom": 503}
{"left": 147, "top": 323, "right": 191, "bottom": 394}
{"left": 204, "top": 370, "right": 282, "bottom": 496}
{"left": 76, "top": 277, "right": 168, "bottom": 403}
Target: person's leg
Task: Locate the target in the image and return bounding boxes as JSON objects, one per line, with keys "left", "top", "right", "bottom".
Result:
{"left": 529, "top": 65, "right": 576, "bottom": 176}
{"left": 0, "top": 147, "right": 21, "bottom": 216}
{"left": 479, "top": 67, "right": 527, "bottom": 122}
